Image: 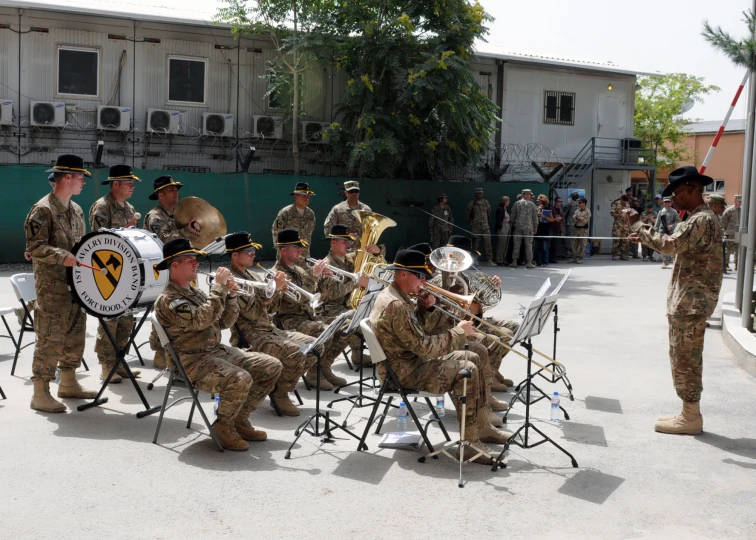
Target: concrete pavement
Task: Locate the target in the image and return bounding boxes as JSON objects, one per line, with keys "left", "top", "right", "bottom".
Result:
{"left": 0, "top": 257, "right": 754, "bottom": 540}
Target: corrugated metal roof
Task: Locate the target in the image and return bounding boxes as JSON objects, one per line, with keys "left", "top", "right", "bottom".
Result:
{"left": 683, "top": 119, "right": 747, "bottom": 134}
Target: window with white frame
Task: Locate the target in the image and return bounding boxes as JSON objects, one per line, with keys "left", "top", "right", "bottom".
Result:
{"left": 543, "top": 90, "right": 575, "bottom": 126}
{"left": 704, "top": 179, "right": 725, "bottom": 193}
{"left": 57, "top": 46, "right": 99, "bottom": 97}
{"left": 168, "top": 56, "right": 207, "bottom": 104}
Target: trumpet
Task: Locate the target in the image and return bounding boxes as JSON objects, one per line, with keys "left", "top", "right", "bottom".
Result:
{"left": 256, "top": 264, "right": 322, "bottom": 310}
{"left": 305, "top": 258, "right": 360, "bottom": 284}
{"left": 198, "top": 271, "right": 276, "bottom": 298}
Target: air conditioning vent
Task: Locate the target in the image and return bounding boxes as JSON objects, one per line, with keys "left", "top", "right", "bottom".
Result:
{"left": 30, "top": 101, "right": 66, "bottom": 127}
{"left": 252, "top": 115, "right": 282, "bottom": 139}
{"left": 147, "top": 108, "right": 181, "bottom": 134}
{"left": 302, "top": 121, "right": 330, "bottom": 144}
{"left": 202, "top": 113, "right": 234, "bottom": 137}
{"left": 0, "top": 99, "right": 11, "bottom": 126}
{"left": 97, "top": 105, "right": 131, "bottom": 131}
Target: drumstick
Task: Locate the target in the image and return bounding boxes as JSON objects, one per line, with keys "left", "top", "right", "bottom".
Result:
{"left": 77, "top": 261, "right": 108, "bottom": 275}
{"left": 126, "top": 212, "right": 142, "bottom": 228}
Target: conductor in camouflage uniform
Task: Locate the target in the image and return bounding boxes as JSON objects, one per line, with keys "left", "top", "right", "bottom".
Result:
{"left": 88, "top": 164, "right": 143, "bottom": 384}
{"left": 509, "top": 189, "right": 538, "bottom": 269}
{"left": 465, "top": 187, "right": 495, "bottom": 266}
{"left": 429, "top": 193, "right": 454, "bottom": 249}
{"left": 369, "top": 250, "right": 511, "bottom": 464}
{"left": 272, "top": 182, "right": 317, "bottom": 261}
{"left": 272, "top": 228, "right": 352, "bottom": 390}
{"left": 25, "top": 154, "right": 98, "bottom": 412}
{"left": 721, "top": 194, "right": 741, "bottom": 270}
{"left": 154, "top": 238, "right": 282, "bottom": 451}
{"left": 316, "top": 225, "right": 372, "bottom": 367}
{"left": 630, "top": 166, "right": 723, "bottom": 435}
{"left": 226, "top": 232, "right": 316, "bottom": 417}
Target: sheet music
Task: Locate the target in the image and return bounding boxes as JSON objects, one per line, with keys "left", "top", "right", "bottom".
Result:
{"left": 301, "top": 310, "right": 353, "bottom": 355}
{"left": 534, "top": 278, "right": 551, "bottom": 300}
{"left": 346, "top": 292, "right": 379, "bottom": 334}
{"left": 550, "top": 270, "right": 571, "bottom": 296}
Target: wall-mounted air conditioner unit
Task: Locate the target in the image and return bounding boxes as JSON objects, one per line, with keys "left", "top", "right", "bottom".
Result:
{"left": 253, "top": 115, "right": 282, "bottom": 139}
{"left": 97, "top": 105, "right": 131, "bottom": 131}
{"left": 0, "top": 100, "right": 12, "bottom": 126}
{"left": 202, "top": 113, "right": 234, "bottom": 137}
{"left": 147, "top": 108, "right": 181, "bottom": 134}
{"left": 30, "top": 101, "right": 66, "bottom": 127}
{"left": 302, "top": 121, "right": 330, "bottom": 144}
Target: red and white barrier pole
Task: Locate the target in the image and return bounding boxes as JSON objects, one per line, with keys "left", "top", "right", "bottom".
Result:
{"left": 699, "top": 71, "right": 750, "bottom": 174}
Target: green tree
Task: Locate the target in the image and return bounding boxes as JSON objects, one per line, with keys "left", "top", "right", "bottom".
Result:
{"left": 634, "top": 73, "right": 719, "bottom": 181}
{"left": 702, "top": 10, "right": 756, "bottom": 70}
{"left": 304, "top": 0, "right": 500, "bottom": 179}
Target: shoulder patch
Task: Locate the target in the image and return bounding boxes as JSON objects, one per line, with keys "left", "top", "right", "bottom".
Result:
{"left": 93, "top": 209, "right": 108, "bottom": 228}
{"left": 169, "top": 298, "right": 193, "bottom": 321}
{"left": 26, "top": 210, "right": 44, "bottom": 239}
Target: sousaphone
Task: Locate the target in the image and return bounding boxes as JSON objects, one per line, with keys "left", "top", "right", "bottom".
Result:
{"left": 174, "top": 197, "right": 227, "bottom": 249}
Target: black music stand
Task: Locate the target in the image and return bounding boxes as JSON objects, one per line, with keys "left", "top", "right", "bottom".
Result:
{"left": 493, "top": 296, "right": 578, "bottom": 470}
{"left": 78, "top": 307, "right": 161, "bottom": 418}
{"left": 285, "top": 311, "right": 363, "bottom": 458}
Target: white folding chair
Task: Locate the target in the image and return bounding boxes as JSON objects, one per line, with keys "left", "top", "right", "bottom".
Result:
{"left": 357, "top": 320, "right": 450, "bottom": 453}
{"left": 149, "top": 316, "right": 223, "bottom": 452}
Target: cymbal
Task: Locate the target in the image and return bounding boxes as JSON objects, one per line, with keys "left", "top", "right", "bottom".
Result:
{"left": 174, "top": 197, "right": 227, "bottom": 249}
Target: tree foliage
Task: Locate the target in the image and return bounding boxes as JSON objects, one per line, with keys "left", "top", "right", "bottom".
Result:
{"left": 702, "top": 10, "right": 756, "bottom": 70}
{"left": 634, "top": 73, "right": 719, "bottom": 180}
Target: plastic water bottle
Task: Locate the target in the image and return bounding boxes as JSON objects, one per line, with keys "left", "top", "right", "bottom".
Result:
{"left": 435, "top": 395, "right": 445, "bottom": 419}
{"left": 397, "top": 401, "right": 408, "bottom": 432}
{"left": 54, "top": 369, "right": 60, "bottom": 384}
{"left": 550, "top": 391, "right": 560, "bottom": 422}
{"left": 213, "top": 396, "right": 220, "bottom": 417}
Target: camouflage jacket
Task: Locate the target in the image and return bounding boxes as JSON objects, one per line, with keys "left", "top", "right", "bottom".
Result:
{"left": 721, "top": 205, "right": 740, "bottom": 238}
{"left": 369, "top": 284, "right": 467, "bottom": 370}
{"left": 610, "top": 200, "right": 631, "bottom": 232}
{"left": 154, "top": 281, "right": 238, "bottom": 358}
{"left": 573, "top": 208, "right": 591, "bottom": 227}
{"left": 564, "top": 199, "right": 579, "bottom": 226}
{"left": 231, "top": 266, "right": 281, "bottom": 340}
{"left": 89, "top": 192, "right": 136, "bottom": 231}
{"left": 316, "top": 251, "right": 357, "bottom": 318}
{"left": 654, "top": 207, "right": 681, "bottom": 234}
{"left": 272, "top": 204, "right": 316, "bottom": 258}
{"left": 429, "top": 204, "right": 454, "bottom": 237}
{"left": 465, "top": 199, "right": 491, "bottom": 228}
{"left": 510, "top": 199, "right": 538, "bottom": 231}
{"left": 638, "top": 204, "right": 723, "bottom": 317}
{"left": 25, "top": 193, "right": 86, "bottom": 307}
{"left": 272, "top": 260, "right": 318, "bottom": 324}
{"left": 143, "top": 203, "right": 192, "bottom": 243}
{"left": 639, "top": 209, "right": 657, "bottom": 226}
{"left": 323, "top": 201, "right": 372, "bottom": 247}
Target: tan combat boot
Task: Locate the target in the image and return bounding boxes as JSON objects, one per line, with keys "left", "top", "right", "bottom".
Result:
{"left": 270, "top": 389, "right": 301, "bottom": 417}
{"left": 100, "top": 363, "right": 122, "bottom": 384}
{"left": 350, "top": 349, "right": 373, "bottom": 367}
{"left": 153, "top": 349, "right": 167, "bottom": 370}
{"left": 31, "top": 379, "right": 66, "bottom": 413}
{"left": 654, "top": 402, "right": 703, "bottom": 435}
{"left": 234, "top": 418, "right": 268, "bottom": 442}
{"left": 488, "top": 395, "right": 509, "bottom": 412}
{"left": 321, "top": 364, "right": 347, "bottom": 387}
{"left": 115, "top": 362, "right": 141, "bottom": 379}
{"left": 490, "top": 379, "right": 508, "bottom": 392}
{"left": 487, "top": 408, "right": 504, "bottom": 427}
{"left": 57, "top": 369, "right": 98, "bottom": 399}
{"left": 479, "top": 423, "right": 513, "bottom": 444}
{"left": 305, "top": 366, "right": 333, "bottom": 391}
{"left": 212, "top": 421, "right": 249, "bottom": 451}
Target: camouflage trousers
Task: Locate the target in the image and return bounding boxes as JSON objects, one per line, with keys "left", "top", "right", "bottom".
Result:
{"left": 727, "top": 241, "right": 739, "bottom": 267}
{"left": 668, "top": 315, "right": 706, "bottom": 403}
{"left": 95, "top": 313, "right": 134, "bottom": 365}
{"left": 32, "top": 299, "right": 86, "bottom": 382}
{"left": 611, "top": 222, "right": 629, "bottom": 256}
{"left": 571, "top": 228, "right": 588, "bottom": 260}
{"left": 280, "top": 316, "right": 351, "bottom": 369}
{"left": 482, "top": 316, "right": 519, "bottom": 371}
{"left": 233, "top": 329, "right": 317, "bottom": 392}
{"left": 181, "top": 345, "right": 282, "bottom": 424}
{"left": 430, "top": 226, "right": 453, "bottom": 250}
{"left": 471, "top": 224, "right": 493, "bottom": 261}
{"left": 511, "top": 228, "right": 534, "bottom": 264}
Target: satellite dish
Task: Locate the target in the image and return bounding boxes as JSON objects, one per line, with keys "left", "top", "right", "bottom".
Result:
{"left": 680, "top": 99, "right": 695, "bottom": 114}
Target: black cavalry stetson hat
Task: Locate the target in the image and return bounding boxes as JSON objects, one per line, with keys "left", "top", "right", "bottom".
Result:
{"left": 103, "top": 164, "right": 140, "bottom": 185}
{"left": 225, "top": 231, "right": 262, "bottom": 253}
{"left": 149, "top": 176, "right": 183, "bottom": 200}
{"left": 324, "top": 224, "right": 356, "bottom": 241}
{"left": 662, "top": 166, "right": 713, "bottom": 197}
{"left": 155, "top": 238, "right": 206, "bottom": 271}
{"left": 275, "top": 228, "right": 308, "bottom": 248}
{"left": 388, "top": 249, "right": 434, "bottom": 279}
{"left": 45, "top": 154, "right": 92, "bottom": 177}
{"left": 290, "top": 182, "right": 316, "bottom": 196}
{"left": 447, "top": 235, "right": 480, "bottom": 256}
{"left": 407, "top": 243, "right": 432, "bottom": 257}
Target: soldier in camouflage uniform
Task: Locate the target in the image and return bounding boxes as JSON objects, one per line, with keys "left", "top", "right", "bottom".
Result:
{"left": 654, "top": 197, "right": 681, "bottom": 268}
{"left": 24, "top": 155, "right": 99, "bottom": 412}
{"left": 465, "top": 188, "right": 495, "bottom": 266}
{"left": 324, "top": 181, "right": 381, "bottom": 255}
{"left": 631, "top": 166, "right": 723, "bottom": 435}
{"left": 639, "top": 203, "right": 657, "bottom": 261}
{"left": 272, "top": 182, "right": 317, "bottom": 261}
{"left": 369, "top": 250, "right": 512, "bottom": 463}
{"left": 570, "top": 198, "right": 591, "bottom": 263}
{"left": 429, "top": 193, "right": 454, "bottom": 249}
{"left": 154, "top": 238, "right": 282, "bottom": 451}
{"left": 316, "top": 225, "right": 373, "bottom": 368}
{"left": 272, "top": 228, "right": 352, "bottom": 390}
{"left": 563, "top": 192, "right": 580, "bottom": 246}
{"left": 226, "top": 232, "right": 316, "bottom": 417}
{"left": 610, "top": 195, "right": 632, "bottom": 260}
{"left": 721, "top": 194, "right": 741, "bottom": 270}
{"left": 88, "top": 164, "right": 142, "bottom": 384}
{"left": 509, "top": 189, "right": 538, "bottom": 269}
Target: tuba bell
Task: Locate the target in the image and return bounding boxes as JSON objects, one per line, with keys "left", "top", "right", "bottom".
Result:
{"left": 348, "top": 211, "right": 397, "bottom": 310}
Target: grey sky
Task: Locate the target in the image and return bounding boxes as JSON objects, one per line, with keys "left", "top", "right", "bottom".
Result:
{"left": 19, "top": 0, "right": 753, "bottom": 122}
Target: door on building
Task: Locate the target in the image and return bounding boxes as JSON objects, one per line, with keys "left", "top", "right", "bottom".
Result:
{"left": 597, "top": 94, "right": 626, "bottom": 162}
{"left": 595, "top": 182, "right": 625, "bottom": 253}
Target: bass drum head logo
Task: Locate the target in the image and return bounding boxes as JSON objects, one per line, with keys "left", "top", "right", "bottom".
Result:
{"left": 70, "top": 232, "right": 142, "bottom": 317}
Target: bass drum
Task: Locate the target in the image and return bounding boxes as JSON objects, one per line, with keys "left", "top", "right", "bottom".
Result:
{"left": 67, "top": 228, "right": 167, "bottom": 318}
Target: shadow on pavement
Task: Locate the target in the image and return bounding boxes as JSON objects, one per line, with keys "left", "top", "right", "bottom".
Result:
{"left": 696, "top": 432, "right": 756, "bottom": 460}
{"left": 557, "top": 468, "right": 625, "bottom": 505}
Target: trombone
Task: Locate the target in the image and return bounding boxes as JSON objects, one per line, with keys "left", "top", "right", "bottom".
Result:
{"left": 256, "top": 264, "right": 322, "bottom": 310}
{"left": 198, "top": 271, "right": 276, "bottom": 298}
{"left": 305, "top": 257, "right": 360, "bottom": 284}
